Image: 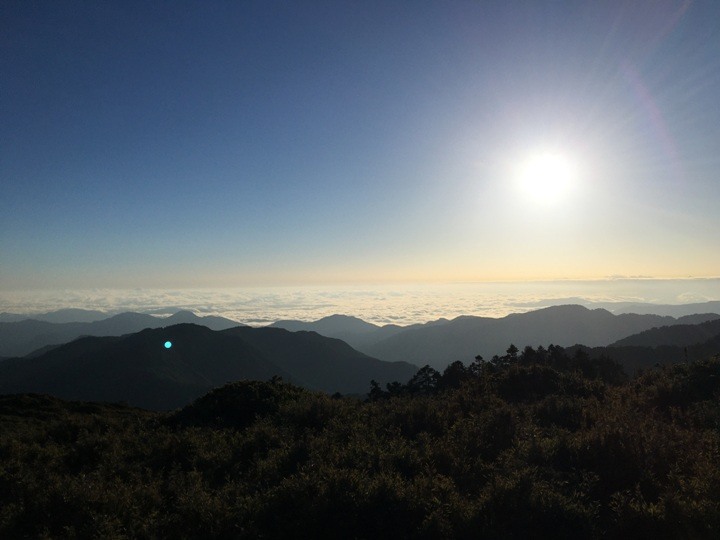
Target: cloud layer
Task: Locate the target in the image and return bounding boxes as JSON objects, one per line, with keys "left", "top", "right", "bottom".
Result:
{"left": 1, "top": 279, "right": 718, "bottom": 326}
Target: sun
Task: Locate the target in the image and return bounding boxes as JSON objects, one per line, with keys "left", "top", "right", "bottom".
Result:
{"left": 516, "top": 151, "right": 576, "bottom": 204}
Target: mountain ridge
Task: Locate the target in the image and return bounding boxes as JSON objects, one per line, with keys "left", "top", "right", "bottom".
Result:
{"left": 362, "top": 305, "right": 717, "bottom": 369}
{"left": 0, "top": 311, "right": 243, "bottom": 357}
{"left": 3, "top": 304, "right": 719, "bottom": 371}
{"left": 0, "top": 308, "right": 109, "bottom": 324}
{"left": 610, "top": 317, "right": 720, "bottom": 348}
{"left": 0, "top": 324, "right": 418, "bottom": 408}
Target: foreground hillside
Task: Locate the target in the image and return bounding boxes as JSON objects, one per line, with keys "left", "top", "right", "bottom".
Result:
{"left": 1, "top": 349, "right": 719, "bottom": 538}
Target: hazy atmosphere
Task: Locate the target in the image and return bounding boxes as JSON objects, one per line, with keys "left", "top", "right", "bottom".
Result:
{"left": 3, "top": 0, "right": 720, "bottom": 297}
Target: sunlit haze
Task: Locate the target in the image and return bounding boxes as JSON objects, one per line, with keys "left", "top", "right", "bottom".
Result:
{"left": 2, "top": 1, "right": 719, "bottom": 304}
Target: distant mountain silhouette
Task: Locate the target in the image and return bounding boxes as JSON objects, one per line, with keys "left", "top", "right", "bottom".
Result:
{"left": 569, "top": 332, "right": 720, "bottom": 375}
{"left": 0, "top": 313, "right": 28, "bottom": 323}
{"left": 271, "top": 314, "right": 379, "bottom": 335}
{"left": 586, "top": 300, "right": 720, "bottom": 317}
{"left": 223, "top": 326, "right": 417, "bottom": 394}
{"left": 266, "top": 306, "right": 720, "bottom": 369}
{"left": 270, "top": 315, "right": 451, "bottom": 350}
{"left": 0, "top": 324, "right": 417, "bottom": 409}
{"left": 610, "top": 317, "right": 720, "bottom": 348}
{"left": 163, "top": 310, "right": 240, "bottom": 330}
{"left": 361, "top": 305, "right": 708, "bottom": 369}
{"left": 0, "top": 311, "right": 243, "bottom": 357}
{"left": 675, "top": 313, "right": 720, "bottom": 324}
{"left": 0, "top": 324, "right": 282, "bottom": 410}
{"left": 0, "top": 308, "right": 109, "bottom": 324}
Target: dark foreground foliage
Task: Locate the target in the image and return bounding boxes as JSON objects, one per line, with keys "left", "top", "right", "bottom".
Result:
{"left": 1, "top": 347, "right": 720, "bottom": 539}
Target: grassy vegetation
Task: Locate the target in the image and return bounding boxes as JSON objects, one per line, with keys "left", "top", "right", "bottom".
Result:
{"left": 1, "top": 346, "right": 719, "bottom": 538}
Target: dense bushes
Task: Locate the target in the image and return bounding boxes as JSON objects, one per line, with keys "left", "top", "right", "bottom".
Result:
{"left": 1, "top": 349, "right": 719, "bottom": 538}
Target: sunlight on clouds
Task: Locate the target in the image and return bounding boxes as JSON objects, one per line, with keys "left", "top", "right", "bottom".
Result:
{"left": 1, "top": 280, "right": 718, "bottom": 326}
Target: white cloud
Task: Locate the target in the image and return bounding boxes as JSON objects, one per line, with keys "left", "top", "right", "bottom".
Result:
{"left": 1, "top": 279, "right": 718, "bottom": 326}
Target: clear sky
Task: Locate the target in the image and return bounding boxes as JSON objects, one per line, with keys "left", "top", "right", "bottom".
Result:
{"left": 2, "top": 0, "right": 719, "bottom": 290}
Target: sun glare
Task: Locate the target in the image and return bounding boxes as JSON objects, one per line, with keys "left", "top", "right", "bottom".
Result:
{"left": 516, "top": 152, "right": 576, "bottom": 204}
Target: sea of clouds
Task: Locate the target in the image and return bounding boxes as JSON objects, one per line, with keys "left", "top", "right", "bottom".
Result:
{"left": 1, "top": 279, "right": 718, "bottom": 326}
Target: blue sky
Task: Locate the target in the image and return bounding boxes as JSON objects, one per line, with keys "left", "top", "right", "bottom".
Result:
{"left": 2, "top": 1, "right": 719, "bottom": 289}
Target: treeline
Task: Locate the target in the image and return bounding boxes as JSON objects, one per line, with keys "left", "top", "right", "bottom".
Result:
{"left": 370, "top": 344, "right": 627, "bottom": 400}
{"left": 1, "top": 347, "right": 719, "bottom": 538}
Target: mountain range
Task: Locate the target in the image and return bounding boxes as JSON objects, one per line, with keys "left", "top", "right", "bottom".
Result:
{"left": 2, "top": 304, "right": 720, "bottom": 410}
{"left": 610, "top": 317, "right": 720, "bottom": 348}
{"left": 269, "top": 314, "right": 450, "bottom": 351}
{"left": 0, "top": 323, "right": 417, "bottom": 409}
{"left": 0, "top": 310, "right": 242, "bottom": 357}
{"left": 508, "top": 299, "right": 720, "bottom": 318}
{"left": 5, "top": 305, "right": 719, "bottom": 366}
{"left": 559, "top": 316, "right": 720, "bottom": 374}
{"left": 586, "top": 300, "right": 720, "bottom": 317}
{"left": 0, "top": 308, "right": 110, "bottom": 323}
{"left": 271, "top": 305, "right": 720, "bottom": 369}
{"left": 569, "top": 333, "right": 720, "bottom": 376}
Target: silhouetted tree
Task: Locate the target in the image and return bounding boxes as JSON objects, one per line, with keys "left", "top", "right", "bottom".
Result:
{"left": 407, "top": 365, "right": 440, "bottom": 394}
{"left": 535, "top": 345, "right": 548, "bottom": 364}
{"left": 469, "top": 355, "right": 486, "bottom": 376}
{"left": 547, "top": 344, "right": 568, "bottom": 369}
{"left": 385, "top": 380, "right": 405, "bottom": 396}
{"left": 520, "top": 345, "right": 538, "bottom": 365}
{"left": 440, "top": 360, "right": 468, "bottom": 390}
{"left": 368, "top": 380, "right": 385, "bottom": 401}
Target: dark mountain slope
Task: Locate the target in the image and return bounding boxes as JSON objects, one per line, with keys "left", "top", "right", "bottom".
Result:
{"left": 222, "top": 326, "right": 418, "bottom": 395}
{"left": 0, "top": 311, "right": 243, "bottom": 357}
{"left": 611, "top": 318, "right": 720, "bottom": 348}
{"left": 364, "top": 305, "right": 684, "bottom": 369}
{"left": 0, "top": 319, "right": 77, "bottom": 357}
{"left": 0, "top": 308, "right": 108, "bottom": 323}
{"left": 569, "top": 333, "right": 720, "bottom": 375}
{"left": 270, "top": 315, "right": 452, "bottom": 350}
{"left": 676, "top": 313, "right": 720, "bottom": 325}
{"left": 270, "top": 306, "right": 692, "bottom": 370}
{"left": 270, "top": 314, "right": 379, "bottom": 335}
{"left": 0, "top": 324, "right": 417, "bottom": 408}
{"left": 163, "top": 310, "right": 240, "bottom": 330}
{"left": 269, "top": 314, "right": 384, "bottom": 350}
{"left": 0, "top": 324, "right": 288, "bottom": 410}
{"left": 593, "top": 300, "right": 720, "bottom": 317}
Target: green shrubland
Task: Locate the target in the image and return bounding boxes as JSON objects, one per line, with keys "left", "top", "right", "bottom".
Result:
{"left": 1, "top": 346, "right": 719, "bottom": 538}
